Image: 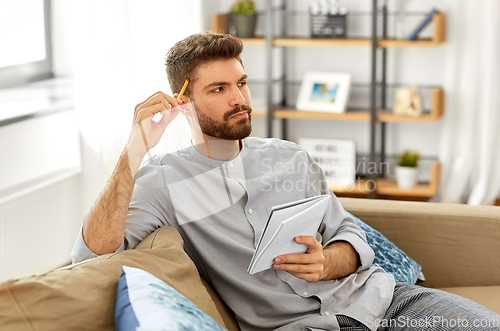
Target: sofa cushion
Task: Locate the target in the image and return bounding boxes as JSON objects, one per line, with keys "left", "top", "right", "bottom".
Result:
{"left": 437, "top": 286, "right": 500, "bottom": 315}
{"left": 0, "top": 227, "right": 239, "bottom": 331}
{"left": 115, "top": 266, "right": 226, "bottom": 331}
{"left": 348, "top": 212, "right": 423, "bottom": 285}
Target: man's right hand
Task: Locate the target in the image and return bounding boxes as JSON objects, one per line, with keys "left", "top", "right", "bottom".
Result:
{"left": 126, "top": 92, "right": 184, "bottom": 176}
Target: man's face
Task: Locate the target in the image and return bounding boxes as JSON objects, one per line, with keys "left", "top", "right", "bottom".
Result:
{"left": 188, "top": 58, "right": 252, "bottom": 140}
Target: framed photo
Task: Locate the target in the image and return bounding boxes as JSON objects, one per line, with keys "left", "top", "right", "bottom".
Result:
{"left": 299, "top": 138, "right": 356, "bottom": 189}
{"left": 296, "top": 72, "right": 352, "bottom": 113}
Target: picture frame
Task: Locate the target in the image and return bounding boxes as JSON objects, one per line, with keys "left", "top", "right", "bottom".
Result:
{"left": 296, "top": 72, "right": 352, "bottom": 113}
{"left": 299, "top": 137, "right": 356, "bottom": 189}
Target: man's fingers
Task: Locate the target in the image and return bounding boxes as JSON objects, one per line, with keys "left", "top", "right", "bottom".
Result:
{"left": 137, "top": 103, "right": 167, "bottom": 122}
{"left": 274, "top": 236, "right": 322, "bottom": 264}
{"left": 135, "top": 92, "right": 180, "bottom": 115}
{"left": 156, "top": 107, "right": 180, "bottom": 128}
{"left": 273, "top": 255, "right": 325, "bottom": 269}
{"left": 273, "top": 262, "right": 323, "bottom": 275}
{"left": 275, "top": 253, "right": 309, "bottom": 265}
{"left": 295, "top": 236, "right": 322, "bottom": 251}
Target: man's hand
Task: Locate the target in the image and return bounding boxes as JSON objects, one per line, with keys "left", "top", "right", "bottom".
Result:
{"left": 272, "top": 236, "right": 326, "bottom": 283}
{"left": 272, "top": 237, "right": 361, "bottom": 283}
{"left": 126, "top": 92, "right": 185, "bottom": 176}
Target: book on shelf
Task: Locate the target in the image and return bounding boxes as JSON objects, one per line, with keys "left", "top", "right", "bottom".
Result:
{"left": 248, "top": 195, "right": 331, "bottom": 275}
{"left": 407, "top": 8, "right": 439, "bottom": 41}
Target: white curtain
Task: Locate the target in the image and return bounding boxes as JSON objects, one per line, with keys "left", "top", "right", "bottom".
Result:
{"left": 438, "top": 0, "right": 500, "bottom": 205}
{"left": 74, "top": 0, "right": 202, "bottom": 210}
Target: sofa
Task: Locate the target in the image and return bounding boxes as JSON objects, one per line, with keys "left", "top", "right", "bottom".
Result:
{"left": 0, "top": 198, "right": 499, "bottom": 330}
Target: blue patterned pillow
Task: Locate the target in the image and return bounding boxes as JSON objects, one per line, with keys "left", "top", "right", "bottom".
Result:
{"left": 347, "top": 212, "right": 423, "bottom": 284}
{"left": 115, "top": 266, "right": 226, "bottom": 331}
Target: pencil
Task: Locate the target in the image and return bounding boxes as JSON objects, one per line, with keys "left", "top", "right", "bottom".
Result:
{"left": 177, "top": 79, "right": 190, "bottom": 100}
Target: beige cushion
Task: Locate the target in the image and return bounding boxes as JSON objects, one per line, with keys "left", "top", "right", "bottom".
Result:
{"left": 0, "top": 227, "right": 239, "bottom": 331}
{"left": 438, "top": 286, "right": 500, "bottom": 315}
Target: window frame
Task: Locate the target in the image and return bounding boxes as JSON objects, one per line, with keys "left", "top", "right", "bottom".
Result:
{"left": 0, "top": 0, "right": 53, "bottom": 89}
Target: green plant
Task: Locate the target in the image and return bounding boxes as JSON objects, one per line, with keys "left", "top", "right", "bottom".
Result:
{"left": 230, "top": 0, "right": 256, "bottom": 16}
{"left": 398, "top": 150, "right": 420, "bottom": 167}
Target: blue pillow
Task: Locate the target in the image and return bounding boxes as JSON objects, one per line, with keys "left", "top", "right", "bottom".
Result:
{"left": 347, "top": 212, "right": 423, "bottom": 285}
{"left": 115, "top": 266, "right": 226, "bottom": 331}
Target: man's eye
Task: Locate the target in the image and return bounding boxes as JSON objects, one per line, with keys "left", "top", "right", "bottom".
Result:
{"left": 238, "top": 81, "right": 247, "bottom": 87}
{"left": 213, "top": 87, "right": 223, "bottom": 92}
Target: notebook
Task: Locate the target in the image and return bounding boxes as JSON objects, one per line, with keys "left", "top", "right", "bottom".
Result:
{"left": 247, "top": 194, "right": 331, "bottom": 275}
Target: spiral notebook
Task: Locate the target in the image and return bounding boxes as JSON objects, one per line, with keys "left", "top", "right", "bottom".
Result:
{"left": 247, "top": 194, "right": 331, "bottom": 275}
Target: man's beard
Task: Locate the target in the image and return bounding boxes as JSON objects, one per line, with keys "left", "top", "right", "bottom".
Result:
{"left": 195, "top": 104, "right": 252, "bottom": 140}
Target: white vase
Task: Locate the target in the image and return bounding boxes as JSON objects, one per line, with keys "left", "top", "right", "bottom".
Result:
{"left": 395, "top": 166, "right": 419, "bottom": 189}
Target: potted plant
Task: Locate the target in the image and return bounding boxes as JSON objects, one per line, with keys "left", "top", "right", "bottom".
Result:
{"left": 231, "top": 0, "right": 257, "bottom": 38}
{"left": 395, "top": 150, "right": 420, "bottom": 189}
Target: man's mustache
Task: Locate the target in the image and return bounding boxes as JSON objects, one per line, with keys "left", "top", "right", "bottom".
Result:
{"left": 223, "top": 105, "right": 252, "bottom": 121}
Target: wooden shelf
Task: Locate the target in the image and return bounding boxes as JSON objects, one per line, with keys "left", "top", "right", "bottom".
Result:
{"left": 251, "top": 111, "right": 266, "bottom": 117}
{"left": 239, "top": 38, "right": 266, "bottom": 45}
{"left": 331, "top": 161, "right": 441, "bottom": 198}
{"left": 274, "top": 38, "right": 370, "bottom": 47}
{"left": 271, "top": 87, "right": 444, "bottom": 122}
{"left": 274, "top": 110, "right": 370, "bottom": 120}
{"left": 242, "top": 14, "right": 446, "bottom": 48}
{"left": 379, "top": 13, "right": 446, "bottom": 48}
{"left": 378, "top": 87, "right": 444, "bottom": 122}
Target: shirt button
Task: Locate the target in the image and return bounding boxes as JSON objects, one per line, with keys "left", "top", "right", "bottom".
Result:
{"left": 229, "top": 161, "right": 234, "bottom": 167}
{"left": 325, "top": 311, "right": 330, "bottom": 316}
{"left": 302, "top": 292, "right": 308, "bottom": 296}
{"left": 248, "top": 209, "right": 253, "bottom": 214}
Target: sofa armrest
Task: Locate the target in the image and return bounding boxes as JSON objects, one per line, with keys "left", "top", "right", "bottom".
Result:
{"left": 339, "top": 198, "right": 500, "bottom": 288}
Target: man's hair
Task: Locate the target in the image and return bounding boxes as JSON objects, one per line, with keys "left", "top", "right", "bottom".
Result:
{"left": 165, "top": 33, "right": 244, "bottom": 97}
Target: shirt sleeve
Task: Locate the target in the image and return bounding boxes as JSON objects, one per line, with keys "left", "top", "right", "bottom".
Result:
{"left": 71, "top": 226, "right": 125, "bottom": 264}
{"left": 303, "top": 149, "right": 374, "bottom": 271}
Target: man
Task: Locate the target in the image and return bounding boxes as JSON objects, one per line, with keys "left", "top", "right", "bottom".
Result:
{"left": 72, "top": 33, "right": 500, "bottom": 330}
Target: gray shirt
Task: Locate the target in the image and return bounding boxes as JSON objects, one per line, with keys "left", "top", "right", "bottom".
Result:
{"left": 72, "top": 137, "right": 395, "bottom": 331}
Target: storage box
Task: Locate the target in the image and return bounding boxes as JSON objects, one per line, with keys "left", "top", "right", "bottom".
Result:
{"left": 310, "top": 13, "right": 347, "bottom": 38}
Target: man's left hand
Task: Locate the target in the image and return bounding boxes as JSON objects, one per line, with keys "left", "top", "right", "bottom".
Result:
{"left": 272, "top": 236, "right": 325, "bottom": 283}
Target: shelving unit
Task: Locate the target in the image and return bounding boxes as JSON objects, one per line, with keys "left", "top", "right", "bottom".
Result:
{"left": 245, "top": 1, "right": 446, "bottom": 200}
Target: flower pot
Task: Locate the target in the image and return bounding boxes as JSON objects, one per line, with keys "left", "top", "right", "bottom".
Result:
{"left": 232, "top": 14, "right": 257, "bottom": 38}
{"left": 395, "top": 166, "right": 419, "bottom": 189}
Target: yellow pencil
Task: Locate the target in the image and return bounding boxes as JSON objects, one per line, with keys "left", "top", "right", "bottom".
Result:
{"left": 177, "top": 79, "right": 190, "bottom": 100}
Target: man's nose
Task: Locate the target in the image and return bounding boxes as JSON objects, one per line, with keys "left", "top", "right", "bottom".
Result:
{"left": 229, "top": 86, "right": 246, "bottom": 107}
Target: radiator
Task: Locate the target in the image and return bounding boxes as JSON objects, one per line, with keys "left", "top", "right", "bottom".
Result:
{"left": 0, "top": 175, "right": 83, "bottom": 282}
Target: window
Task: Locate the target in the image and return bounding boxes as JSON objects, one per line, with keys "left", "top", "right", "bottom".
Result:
{"left": 0, "top": 0, "right": 53, "bottom": 88}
